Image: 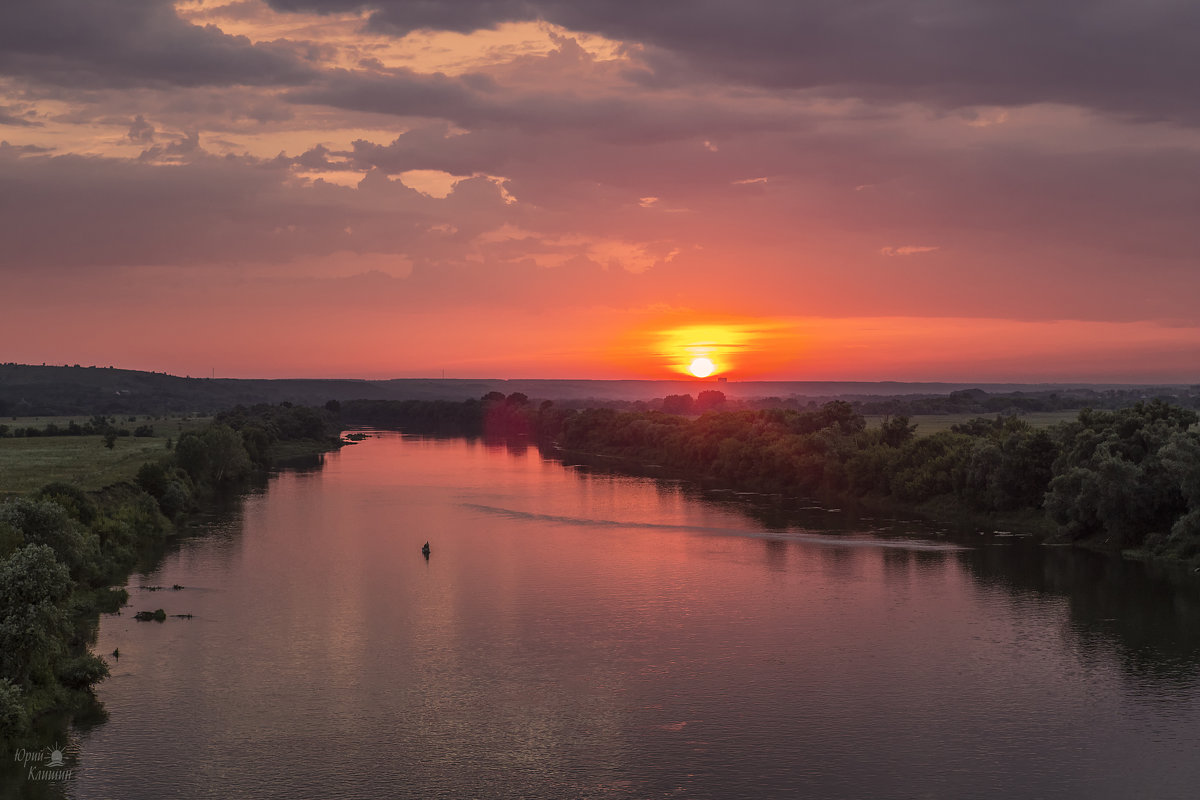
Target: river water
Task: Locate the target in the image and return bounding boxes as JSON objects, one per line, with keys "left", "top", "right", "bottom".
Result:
{"left": 47, "top": 433, "right": 1200, "bottom": 798}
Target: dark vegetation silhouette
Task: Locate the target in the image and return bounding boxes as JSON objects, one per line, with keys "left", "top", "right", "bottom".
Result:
{"left": 2, "top": 363, "right": 1197, "bottom": 417}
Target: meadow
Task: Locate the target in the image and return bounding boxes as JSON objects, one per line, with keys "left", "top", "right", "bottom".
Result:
{"left": 864, "top": 410, "right": 1081, "bottom": 437}
{"left": 0, "top": 415, "right": 209, "bottom": 495}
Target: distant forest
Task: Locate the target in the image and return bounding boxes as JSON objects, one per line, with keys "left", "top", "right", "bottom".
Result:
{"left": 2, "top": 363, "right": 1197, "bottom": 417}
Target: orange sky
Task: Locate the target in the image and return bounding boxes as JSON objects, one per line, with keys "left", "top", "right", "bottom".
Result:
{"left": 1, "top": 0, "right": 1198, "bottom": 381}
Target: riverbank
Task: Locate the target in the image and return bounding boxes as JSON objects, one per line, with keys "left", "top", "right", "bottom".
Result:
{"left": 0, "top": 404, "right": 343, "bottom": 750}
{"left": 338, "top": 394, "right": 1200, "bottom": 568}
{"left": 548, "top": 442, "right": 1061, "bottom": 542}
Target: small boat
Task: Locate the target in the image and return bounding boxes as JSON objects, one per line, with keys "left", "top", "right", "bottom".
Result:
{"left": 421, "top": 542, "right": 430, "bottom": 557}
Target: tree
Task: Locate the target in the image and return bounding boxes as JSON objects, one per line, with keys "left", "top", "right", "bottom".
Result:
{"left": 0, "top": 498, "right": 99, "bottom": 581}
{"left": 200, "top": 424, "right": 252, "bottom": 484}
{"left": 174, "top": 433, "right": 210, "bottom": 482}
{"left": 0, "top": 677, "right": 27, "bottom": 738}
{"left": 103, "top": 431, "right": 117, "bottom": 449}
{"left": 695, "top": 390, "right": 726, "bottom": 412}
{"left": 880, "top": 415, "right": 917, "bottom": 447}
{"left": 0, "top": 544, "right": 73, "bottom": 689}
{"left": 1045, "top": 403, "right": 1198, "bottom": 547}
{"left": 662, "top": 394, "right": 695, "bottom": 414}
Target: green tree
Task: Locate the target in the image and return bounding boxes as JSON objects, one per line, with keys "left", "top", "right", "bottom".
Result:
{"left": 0, "top": 544, "right": 73, "bottom": 690}
{"left": 0, "top": 498, "right": 100, "bottom": 581}
{"left": 880, "top": 415, "right": 917, "bottom": 447}
{"left": 0, "top": 677, "right": 27, "bottom": 739}
{"left": 35, "top": 483, "right": 99, "bottom": 526}
{"left": 202, "top": 424, "right": 252, "bottom": 484}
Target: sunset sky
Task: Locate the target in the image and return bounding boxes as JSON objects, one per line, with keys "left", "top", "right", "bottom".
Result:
{"left": 2, "top": 0, "right": 1198, "bottom": 381}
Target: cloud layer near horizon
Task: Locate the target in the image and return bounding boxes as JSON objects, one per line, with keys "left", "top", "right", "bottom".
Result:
{"left": 2, "top": 0, "right": 1198, "bottom": 379}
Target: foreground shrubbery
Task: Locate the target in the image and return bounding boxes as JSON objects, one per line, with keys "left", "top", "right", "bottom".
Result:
{"left": 0, "top": 403, "right": 341, "bottom": 745}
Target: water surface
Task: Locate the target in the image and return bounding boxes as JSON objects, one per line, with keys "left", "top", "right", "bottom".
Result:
{"left": 55, "top": 434, "right": 1200, "bottom": 798}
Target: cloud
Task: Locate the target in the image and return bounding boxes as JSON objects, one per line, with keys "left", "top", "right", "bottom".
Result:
{"left": 127, "top": 114, "right": 155, "bottom": 143}
{"left": 0, "top": 141, "right": 52, "bottom": 155}
{"left": 881, "top": 245, "right": 939, "bottom": 257}
{"left": 284, "top": 59, "right": 799, "bottom": 146}
{"left": 0, "top": 0, "right": 314, "bottom": 90}
{"left": 0, "top": 104, "right": 42, "bottom": 127}
{"left": 264, "top": 0, "right": 1200, "bottom": 125}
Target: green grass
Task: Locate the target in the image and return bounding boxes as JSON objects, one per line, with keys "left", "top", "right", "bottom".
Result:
{"left": 0, "top": 416, "right": 210, "bottom": 495}
{"left": 864, "top": 410, "right": 1080, "bottom": 437}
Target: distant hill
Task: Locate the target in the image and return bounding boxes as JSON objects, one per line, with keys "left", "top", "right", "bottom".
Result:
{"left": 0, "top": 363, "right": 1195, "bottom": 417}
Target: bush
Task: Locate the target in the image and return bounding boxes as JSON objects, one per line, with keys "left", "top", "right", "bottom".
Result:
{"left": 0, "top": 498, "right": 100, "bottom": 581}
{"left": 34, "top": 483, "right": 99, "bottom": 526}
{"left": 0, "top": 522, "right": 21, "bottom": 561}
{"left": 0, "top": 544, "right": 73, "bottom": 687}
{"left": 158, "top": 481, "right": 192, "bottom": 519}
{"left": 0, "top": 678, "right": 27, "bottom": 739}
{"left": 55, "top": 653, "right": 109, "bottom": 690}
{"left": 136, "top": 461, "right": 170, "bottom": 498}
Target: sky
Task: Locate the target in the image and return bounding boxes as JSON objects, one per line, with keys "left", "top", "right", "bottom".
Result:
{"left": 2, "top": 0, "right": 1198, "bottom": 382}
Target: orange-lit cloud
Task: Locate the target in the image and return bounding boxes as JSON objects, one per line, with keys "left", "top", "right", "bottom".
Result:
{"left": 880, "top": 245, "right": 939, "bottom": 257}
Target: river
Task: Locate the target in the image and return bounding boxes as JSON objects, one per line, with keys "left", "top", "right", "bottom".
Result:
{"left": 48, "top": 433, "right": 1200, "bottom": 798}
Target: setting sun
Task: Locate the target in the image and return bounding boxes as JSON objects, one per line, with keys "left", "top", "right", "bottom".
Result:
{"left": 689, "top": 357, "right": 716, "bottom": 377}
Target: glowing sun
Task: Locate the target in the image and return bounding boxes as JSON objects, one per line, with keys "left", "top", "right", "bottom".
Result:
{"left": 689, "top": 357, "right": 716, "bottom": 378}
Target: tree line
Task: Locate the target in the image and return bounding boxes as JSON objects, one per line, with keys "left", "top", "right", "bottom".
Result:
{"left": 340, "top": 395, "right": 1200, "bottom": 565}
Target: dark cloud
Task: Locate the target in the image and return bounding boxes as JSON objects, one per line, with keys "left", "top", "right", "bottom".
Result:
{"left": 269, "top": 0, "right": 535, "bottom": 33}
{"left": 5, "top": 102, "right": 1199, "bottom": 325}
{"left": 0, "top": 105, "right": 42, "bottom": 127}
{"left": 287, "top": 63, "right": 801, "bottom": 145}
{"left": 0, "top": 141, "right": 52, "bottom": 154}
{"left": 0, "top": 149, "right": 347, "bottom": 268}
{"left": 285, "top": 68, "right": 487, "bottom": 123}
{"left": 267, "top": 0, "right": 1200, "bottom": 124}
{"left": 0, "top": 0, "right": 314, "bottom": 89}
{"left": 0, "top": 146, "right": 520, "bottom": 273}
{"left": 127, "top": 114, "right": 155, "bottom": 143}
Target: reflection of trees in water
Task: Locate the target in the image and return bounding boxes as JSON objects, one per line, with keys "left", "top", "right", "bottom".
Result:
{"left": 400, "top": 431, "right": 533, "bottom": 457}
{"left": 549, "top": 441, "right": 1200, "bottom": 687}
{"left": 480, "top": 434, "right": 530, "bottom": 456}
{"left": 709, "top": 486, "right": 1200, "bottom": 688}
{"left": 130, "top": 480, "right": 253, "bottom": 577}
{"left": 959, "top": 542, "right": 1200, "bottom": 688}
{"left": 878, "top": 546, "right": 951, "bottom": 586}
{"left": 762, "top": 538, "right": 788, "bottom": 571}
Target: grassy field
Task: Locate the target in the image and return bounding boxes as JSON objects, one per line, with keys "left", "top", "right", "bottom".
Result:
{"left": 864, "top": 410, "right": 1081, "bottom": 437}
{"left": 0, "top": 416, "right": 209, "bottom": 495}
